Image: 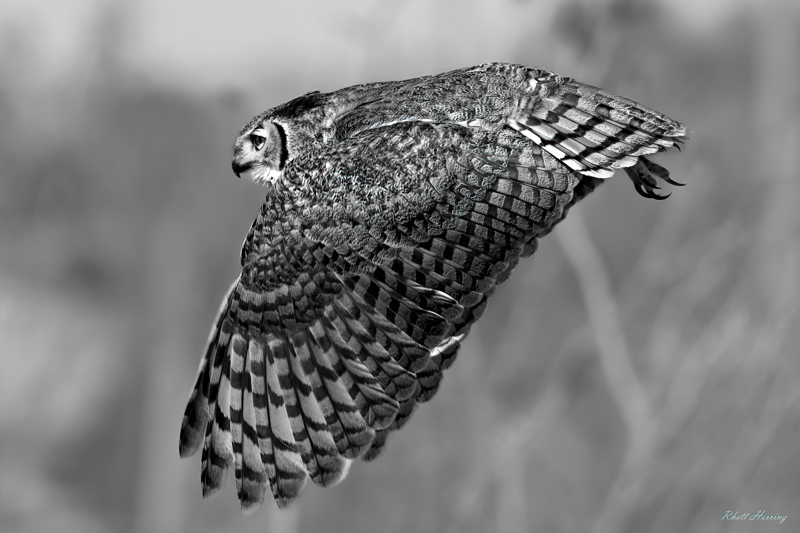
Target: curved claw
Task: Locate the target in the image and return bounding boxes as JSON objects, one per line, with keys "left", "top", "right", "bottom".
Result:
{"left": 661, "top": 174, "right": 685, "bottom": 187}
{"left": 632, "top": 180, "right": 670, "bottom": 200}
{"left": 625, "top": 157, "right": 684, "bottom": 200}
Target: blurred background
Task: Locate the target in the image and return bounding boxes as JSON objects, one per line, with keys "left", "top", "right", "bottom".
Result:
{"left": 1, "top": 0, "right": 798, "bottom": 532}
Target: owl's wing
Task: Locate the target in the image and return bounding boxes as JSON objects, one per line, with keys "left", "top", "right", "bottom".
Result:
{"left": 178, "top": 217, "right": 462, "bottom": 510}
{"left": 508, "top": 69, "right": 687, "bottom": 192}
{"left": 180, "top": 90, "right": 685, "bottom": 509}
{"left": 330, "top": 63, "right": 687, "bottom": 196}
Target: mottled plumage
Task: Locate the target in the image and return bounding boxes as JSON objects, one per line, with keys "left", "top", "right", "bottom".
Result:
{"left": 179, "top": 63, "right": 687, "bottom": 510}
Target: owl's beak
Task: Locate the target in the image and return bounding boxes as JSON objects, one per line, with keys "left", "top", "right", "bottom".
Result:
{"left": 231, "top": 160, "right": 251, "bottom": 178}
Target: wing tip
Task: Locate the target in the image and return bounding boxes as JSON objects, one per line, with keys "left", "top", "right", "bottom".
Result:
{"left": 273, "top": 473, "right": 309, "bottom": 509}
{"left": 178, "top": 426, "right": 204, "bottom": 458}
{"left": 201, "top": 463, "right": 228, "bottom": 499}
{"left": 238, "top": 481, "right": 269, "bottom": 514}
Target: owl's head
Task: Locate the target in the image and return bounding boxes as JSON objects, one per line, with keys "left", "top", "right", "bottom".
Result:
{"left": 232, "top": 92, "right": 329, "bottom": 185}
{"left": 231, "top": 119, "right": 291, "bottom": 185}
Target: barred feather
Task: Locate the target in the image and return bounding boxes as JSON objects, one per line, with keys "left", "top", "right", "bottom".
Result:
{"left": 306, "top": 319, "right": 376, "bottom": 458}
{"left": 179, "top": 278, "right": 238, "bottom": 458}
{"left": 238, "top": 339, "right": 268, "bottom": 510}
{"left": 329, "top": 300, "right": 418, "bottom": 401}
{"left": 206, "top": 353, "right": 233, "bottom": 495}
{"left": 286, "top": 330, "right": 351, "bottom": 486}
{"left": 511, "top": 71, "right": 687, "bottom": 181}
{"left": 263, "top": 336, "right": 307, "bottom": 506}
{"left": 228, "top": 333, "right": 248, "bottom": 505}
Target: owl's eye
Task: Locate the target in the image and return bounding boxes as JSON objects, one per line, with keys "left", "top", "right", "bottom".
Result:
{"left": 250, "top": 133, "right": 266, "bottom": 151}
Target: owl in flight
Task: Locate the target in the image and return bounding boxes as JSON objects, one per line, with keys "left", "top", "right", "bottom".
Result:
{"left": 179, "top": 63, "right": 687, "bottom": 510}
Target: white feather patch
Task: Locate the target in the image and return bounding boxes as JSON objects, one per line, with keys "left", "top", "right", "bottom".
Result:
{"left": 530, "top": 123, "right": 557, "bottom": 140}
{"left": 560, "top": 137, "right": 588, "bottom": 155}
{"left": 520, "top": 129, "right": 542, "bottom": 144}
{"left": 580, "top": 168, "right": 615, "bottom": 179}
{"left": 542, "top": 144, "right": 567, "bottom": 159}
{"left": 430, "top": 333, "right": 466, "bottom": 359}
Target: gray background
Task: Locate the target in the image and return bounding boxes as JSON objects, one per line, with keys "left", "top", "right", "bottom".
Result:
{"left": 1, "top": 0, "right": 798, "bottom": 532}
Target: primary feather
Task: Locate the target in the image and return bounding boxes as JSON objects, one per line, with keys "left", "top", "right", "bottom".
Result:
{"left": 180, "top": 62, "right": 687, "bottom": 509}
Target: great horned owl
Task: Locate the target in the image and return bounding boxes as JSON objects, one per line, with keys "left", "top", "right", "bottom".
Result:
{"left": 179, "top": 63, "right": 687, "bottom": 510}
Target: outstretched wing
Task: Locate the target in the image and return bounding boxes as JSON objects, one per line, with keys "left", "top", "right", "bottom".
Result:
{"left": 180, "top": 76, "right": 686, "bottom": 510}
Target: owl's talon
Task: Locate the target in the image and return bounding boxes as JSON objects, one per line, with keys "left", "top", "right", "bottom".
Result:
{"left": 626, "top": 158, "right": 683, "bottom": 199}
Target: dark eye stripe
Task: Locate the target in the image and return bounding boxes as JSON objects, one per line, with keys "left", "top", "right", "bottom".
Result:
{"left": 273, "top": 122, "right": 288, "bottom": 169}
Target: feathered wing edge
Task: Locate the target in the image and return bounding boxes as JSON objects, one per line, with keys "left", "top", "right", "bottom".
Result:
{"left": 178, "top": 255, "right": 467, "bottom": 509}
{"left": 179, "top": 277, "right": 238, "bottom": 459}
{"left": 509, "top": 71, "right": 688, "bottom": 196}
